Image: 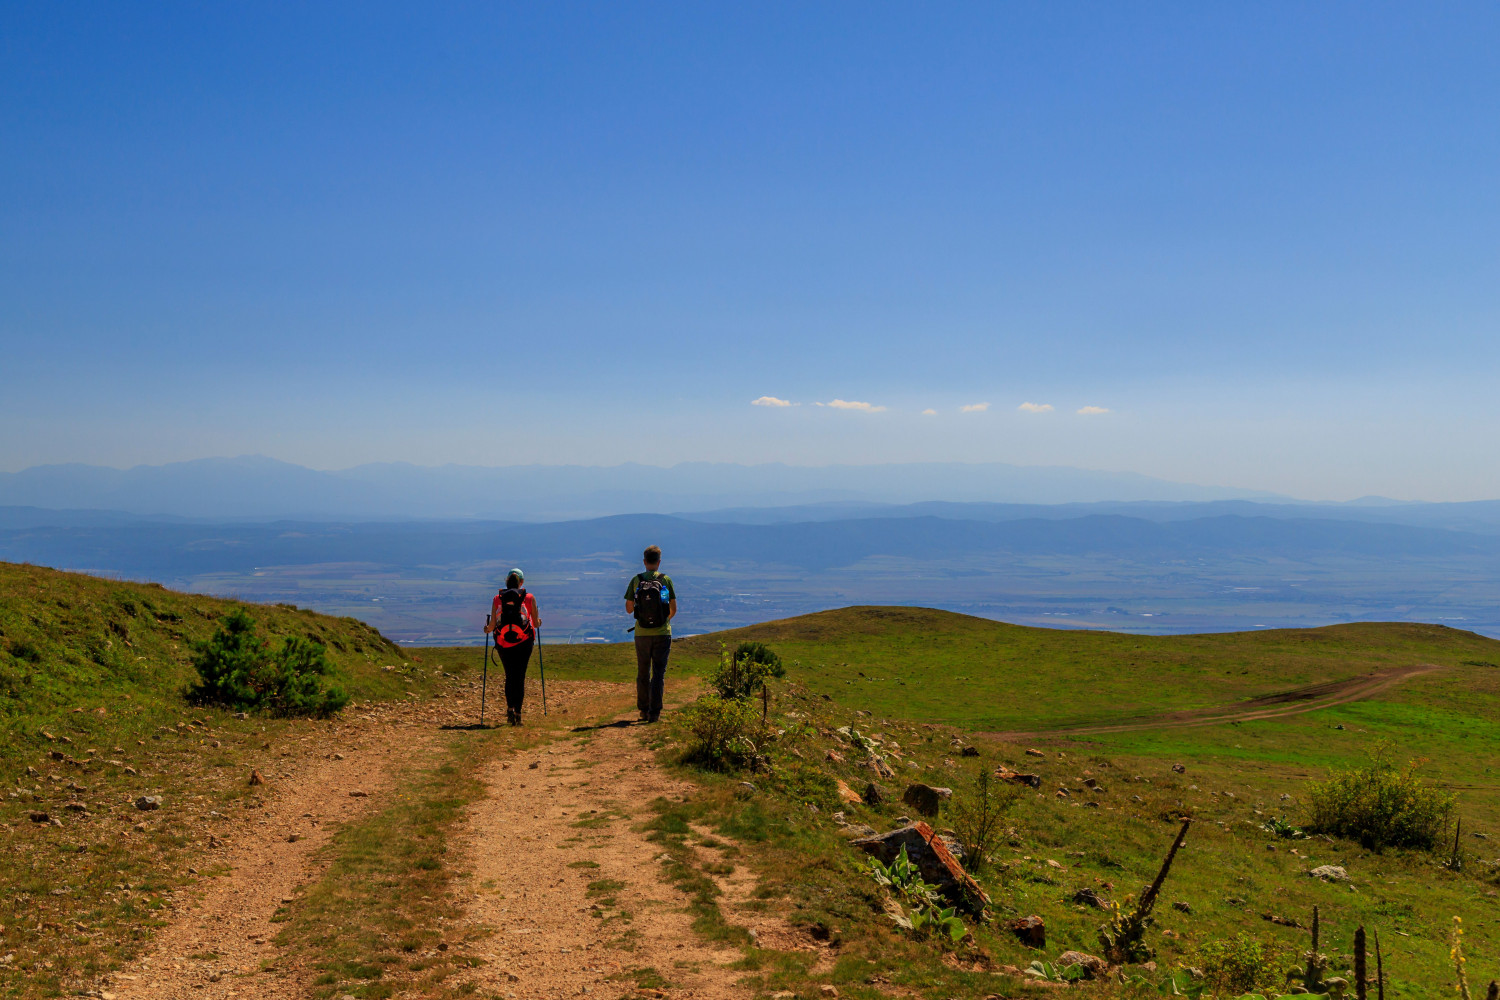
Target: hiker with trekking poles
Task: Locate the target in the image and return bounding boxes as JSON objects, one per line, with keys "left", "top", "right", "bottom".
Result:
{"left": 625, "top": 544, "right": 677, "bottom": 724}
{"left": 483, "top": 568, "right": 545, "bottom": 725}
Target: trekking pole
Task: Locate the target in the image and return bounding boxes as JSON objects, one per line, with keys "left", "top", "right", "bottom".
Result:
{"left": 480, "top": 614, "right": 491, "bottom": 726}
{"left": 537, "top": 626, "right": 548, "bottom": 715}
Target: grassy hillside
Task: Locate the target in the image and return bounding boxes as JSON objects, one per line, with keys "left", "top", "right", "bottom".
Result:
{"left": 0, "top": 561, "right": 423, "bottom": 750}
{"left": 672, "top": 606, "right": 1496, "bottom": 727}
{"left": 0, "top": 563, "right": 473, "bottom": 997}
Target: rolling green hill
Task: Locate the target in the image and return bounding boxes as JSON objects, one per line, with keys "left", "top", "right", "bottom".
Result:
{"left": 672, "top": 606, "right": 1500, "bottom": 730}
{"left": 0, "top": 561, "right": 423, "bottom": 757}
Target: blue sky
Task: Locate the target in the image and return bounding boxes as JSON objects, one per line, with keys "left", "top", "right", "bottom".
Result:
{"left": 3, "top": 3, "right": 1499, "bottom": 500}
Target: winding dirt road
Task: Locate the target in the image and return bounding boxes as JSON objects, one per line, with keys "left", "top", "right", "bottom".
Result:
{"left": 991, "top": 662, "right": 1442, "bottom": 739}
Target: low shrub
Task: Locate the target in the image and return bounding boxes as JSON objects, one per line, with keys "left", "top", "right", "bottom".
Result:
{"left": 188, "top": 609, "right": 349, "bottom": 718}
{"left": 680, "top": 694, "right": 768, "bottom": 772}
{"left": 708, "top": 641, "right": 786, "bottom": 701}
{"left": 1196, "top": 934, "right": 1290, "bottom": 994}
{"left": 1305, "top": 745, "right": 1455, "bottom": 850}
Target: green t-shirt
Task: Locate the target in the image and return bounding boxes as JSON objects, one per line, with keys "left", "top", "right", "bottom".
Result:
{"left": 625, "top": 570, "right": 677, "bottom": 636}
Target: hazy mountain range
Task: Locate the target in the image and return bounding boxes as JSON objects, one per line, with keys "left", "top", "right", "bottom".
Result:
{"left": 0, "top": 456, "right": 1285, "bottom": 520}
{"left": 8, "top": 455, "right": 1500, "bottom": 643}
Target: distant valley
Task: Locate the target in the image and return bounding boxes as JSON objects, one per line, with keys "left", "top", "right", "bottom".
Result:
{"left": 5, "top": 500, "right": 1500, "bottom": 644}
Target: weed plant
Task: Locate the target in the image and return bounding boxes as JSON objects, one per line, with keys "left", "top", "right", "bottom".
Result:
{"left": 947, "top": 767, "right": 1019, "bottom": 874}
{"left": 864, "top": 845, "right": 967, "bottom": 944}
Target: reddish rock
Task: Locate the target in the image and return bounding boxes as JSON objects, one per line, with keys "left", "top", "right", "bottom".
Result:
{"left": 835, "top": 780, "right": 863, "bottom": 805}
{"left": 850, "top": 821, "right": 989, "bottom": 911}
{"left": 1009, "top": 914, "right": 1046, "bottom": 949}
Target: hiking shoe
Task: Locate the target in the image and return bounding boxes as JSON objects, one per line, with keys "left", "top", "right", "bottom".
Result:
{"left": 648, "top": 713, "right": 661, "bottom": 724}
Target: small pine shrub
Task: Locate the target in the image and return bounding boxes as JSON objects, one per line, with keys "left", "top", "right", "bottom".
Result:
{"left": 1305, "top": 745, "right": 1455, "bottom": 850}
{"left": 188, "top": 610, "right": 349, "bottom": 718}
{"left": 1196, "top": 934, "right": 1290, "bottom": 994}
{"left": 681, "top": 695, "right": 766, "bottom": 772}
{"left": 708, "top": 641, "right": 787, "bottom": 701}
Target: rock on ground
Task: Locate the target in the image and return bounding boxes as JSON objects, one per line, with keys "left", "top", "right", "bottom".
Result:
{"left": 1008, "top": 914, "right": 1046, "bottom": 949}
{"left": 1057, "top": 950, "right": 1108, "bottom": 979}
{"left": 849, "top": 821, "right": 988, "bottom": 909}
{"left": 901, "top": 783, "right": 952, "bottom": 817}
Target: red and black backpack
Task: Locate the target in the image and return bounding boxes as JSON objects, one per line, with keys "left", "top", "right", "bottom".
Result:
{"left": 494, "top": 587, "right": 534, "bottom": 648}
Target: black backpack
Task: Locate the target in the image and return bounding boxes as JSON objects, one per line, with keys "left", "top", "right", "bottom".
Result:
{"left": 494, "top": 587, "right": 534, "bottom": 648}
{"left": 632, "top": 574, "right": 670, "bottom": 629}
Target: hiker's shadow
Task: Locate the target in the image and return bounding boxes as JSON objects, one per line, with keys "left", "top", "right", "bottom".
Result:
{"left": 569, "top": 719, "right": 640, "bottom": 733}
{"left": 439, "top": 723, "right": 502, "bottom": 731}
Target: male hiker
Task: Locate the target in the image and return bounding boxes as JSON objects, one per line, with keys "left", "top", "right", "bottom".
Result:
{"left": 624, "top": 544, "right": 677, "bottom": 723}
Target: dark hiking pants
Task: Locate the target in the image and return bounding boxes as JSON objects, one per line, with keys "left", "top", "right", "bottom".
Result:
{"left": 497, "top": 637, "right": 534, "bottom": 717}
{"left": 634, "top": 634, "right": 671, "bottom": 718}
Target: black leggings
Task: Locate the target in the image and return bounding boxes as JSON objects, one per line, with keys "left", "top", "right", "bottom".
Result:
{"left": 496, "top": 637, "right": 534, "bottom": 716}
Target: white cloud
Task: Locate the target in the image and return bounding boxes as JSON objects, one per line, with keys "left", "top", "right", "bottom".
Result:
{"left": 960, "top": 402, "right": 990, "bottom": 413}
{"left": 921, "top": 408, "right": 938, "bottom": 416}
{"left": 1077, "top": 405, "right": 1110, "bottom": 415}
{"left": 1017, "top": 402, "right": 1054, "bottom": 413}
{"left": 822, "top": 399, "right": 886, "bottom": 412}
{"left": 751, "top": 395, "right": 793, "bottom": 407}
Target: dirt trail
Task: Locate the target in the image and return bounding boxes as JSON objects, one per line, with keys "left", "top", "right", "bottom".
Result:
{"left": 452, "top": 716, "right": 752, "bottom": 999}
{"left": 100, "top": 679, "right": 760, "bottom": 1000}
{"left": 991, "top": 662, "right": 1442, "bottom": 739}
{"left": 109, "top": 712, "right": 440, "bottom": 1000}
